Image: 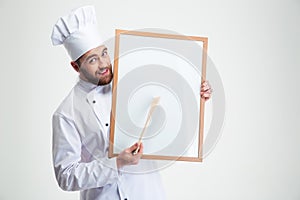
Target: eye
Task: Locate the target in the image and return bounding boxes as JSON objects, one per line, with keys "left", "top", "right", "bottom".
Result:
{"left": 102, "top": 50, "right": 108, "bottom": 57}
{"left": 89, "top": 57, "right": 97, "bottom": 64}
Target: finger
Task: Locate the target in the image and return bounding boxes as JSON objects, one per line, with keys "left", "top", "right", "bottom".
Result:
{"left": 201, "top": 85, "right": 211, "bottom": 92}
{"left": 137, "top": 143, "right": 144, "bottom": 154}
{"left": 203, "top": 92, "right": 211, "bottom": 97}
{"left": 201, "top": 81, "right": 210, "bottom": 88}
{"left": 133, "top": 143, "right": 143, "bottom": 156}
{"left": 202, "top": 88, "right": 213, "bottom": 94}
{"left": 201, "top": 91, "right": 212, "bottom": 98}
{"left": 201, "top": 93, "right": 211, "bottom": 99}
{"left": 201, "top": 80, "right": 208, "bottom": 87}
{"left": 128, "top": 143, "right": 139, "bottom": 152}
{"left": 201, "top": 80, "right": 210, "bottom": 86}
{"left": 201, "top": 91, "right": 211, "bottom": 97}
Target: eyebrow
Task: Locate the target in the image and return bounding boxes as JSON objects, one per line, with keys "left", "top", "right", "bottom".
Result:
{"left": 102, "top": 47, "right": 108, "bottom": 54}
{"left": 85, "top": 54, "right": 98, "bottom": 62}
{"left": 84, "top": 48, "right": 108, "bottom": 61}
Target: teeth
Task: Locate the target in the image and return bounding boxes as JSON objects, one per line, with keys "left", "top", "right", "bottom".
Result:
{"left": 99, "top": 68, "right": 106, "bottom": 73}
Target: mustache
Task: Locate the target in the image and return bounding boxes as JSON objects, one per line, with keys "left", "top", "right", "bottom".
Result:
{"left": 97, "top": 64, "right": 112, "bottom": 73}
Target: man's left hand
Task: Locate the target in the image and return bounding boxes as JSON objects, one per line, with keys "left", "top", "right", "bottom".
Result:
{"left": 201, "top": 80, "right": 212, "bottom": 101}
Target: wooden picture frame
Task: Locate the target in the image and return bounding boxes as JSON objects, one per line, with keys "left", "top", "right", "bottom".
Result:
{"left": 109, "top": 29, "right": 208, "bottom": 162}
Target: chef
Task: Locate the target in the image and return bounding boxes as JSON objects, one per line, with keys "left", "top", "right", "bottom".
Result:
{"left": 51, "top": 5, "right": 212, "bottom": 200}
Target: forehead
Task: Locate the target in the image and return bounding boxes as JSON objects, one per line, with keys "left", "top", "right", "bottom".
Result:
{"left": 80, "top": 45, "right": 107, "bottom": 60}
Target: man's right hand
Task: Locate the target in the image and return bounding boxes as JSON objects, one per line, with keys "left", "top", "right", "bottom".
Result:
{"left": 116, "top": 143, "right": 143, "bottom": 169}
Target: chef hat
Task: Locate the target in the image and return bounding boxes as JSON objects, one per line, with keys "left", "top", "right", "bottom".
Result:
{"left": 51, "top": 5, "right": 103, "bottom": 61}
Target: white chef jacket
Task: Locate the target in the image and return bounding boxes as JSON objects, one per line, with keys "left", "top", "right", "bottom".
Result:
{"left": 52, "top": 78, "right": 166, "bottom": 200}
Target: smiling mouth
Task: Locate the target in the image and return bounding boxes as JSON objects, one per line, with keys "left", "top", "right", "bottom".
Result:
{"left": 98, "top": 67, "right": 109, "bottom": 75}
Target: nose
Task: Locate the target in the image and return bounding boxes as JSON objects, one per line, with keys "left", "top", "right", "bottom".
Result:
{"left": 98, "top": 56, "right": 110, "bottom": 67}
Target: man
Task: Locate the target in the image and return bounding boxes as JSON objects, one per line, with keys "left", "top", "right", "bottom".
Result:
{"left": 51, "top": 5, "right": 212, "bottom": 200}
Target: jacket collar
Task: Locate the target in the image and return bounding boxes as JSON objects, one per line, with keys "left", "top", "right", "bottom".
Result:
{"left": 77, "top": 78, "right": 98, "bottom": 92}
{"left": 77, "top": 77, "right": 112, "bottom": 102}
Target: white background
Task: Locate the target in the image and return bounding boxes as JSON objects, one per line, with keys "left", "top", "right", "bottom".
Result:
{"left": 0, "top": 0, "right": 299, "bottom": 199}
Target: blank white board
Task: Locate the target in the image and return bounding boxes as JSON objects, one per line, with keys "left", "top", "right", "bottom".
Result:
{"left": 109, "top": 29, "right": 208, "bottom": 162}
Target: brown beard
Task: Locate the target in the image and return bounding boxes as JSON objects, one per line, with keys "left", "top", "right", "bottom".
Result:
{"left": 97, "top": 64, "right": 113, "bottom": 86}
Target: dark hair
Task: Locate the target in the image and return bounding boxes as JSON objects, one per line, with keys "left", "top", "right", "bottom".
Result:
{"left": 75, "top": 54, "right": 83, "bottom": 67}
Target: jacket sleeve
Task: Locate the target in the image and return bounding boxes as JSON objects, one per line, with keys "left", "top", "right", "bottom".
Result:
{"left": 52, "top": 112, "right": 119, "bottom": 191}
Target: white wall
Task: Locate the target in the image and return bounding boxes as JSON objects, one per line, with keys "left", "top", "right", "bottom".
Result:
{"left": 0, "top": 0, "right": 299, "bottom": 199}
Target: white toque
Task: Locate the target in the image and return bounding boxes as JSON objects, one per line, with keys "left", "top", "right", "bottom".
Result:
{"left": 51, "top": 5, "right": 103, "bottom": 61}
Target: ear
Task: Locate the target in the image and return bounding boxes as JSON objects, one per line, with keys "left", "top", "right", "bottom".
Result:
{"left": 70, "top": 61, "right": 80, "bottom": 72}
